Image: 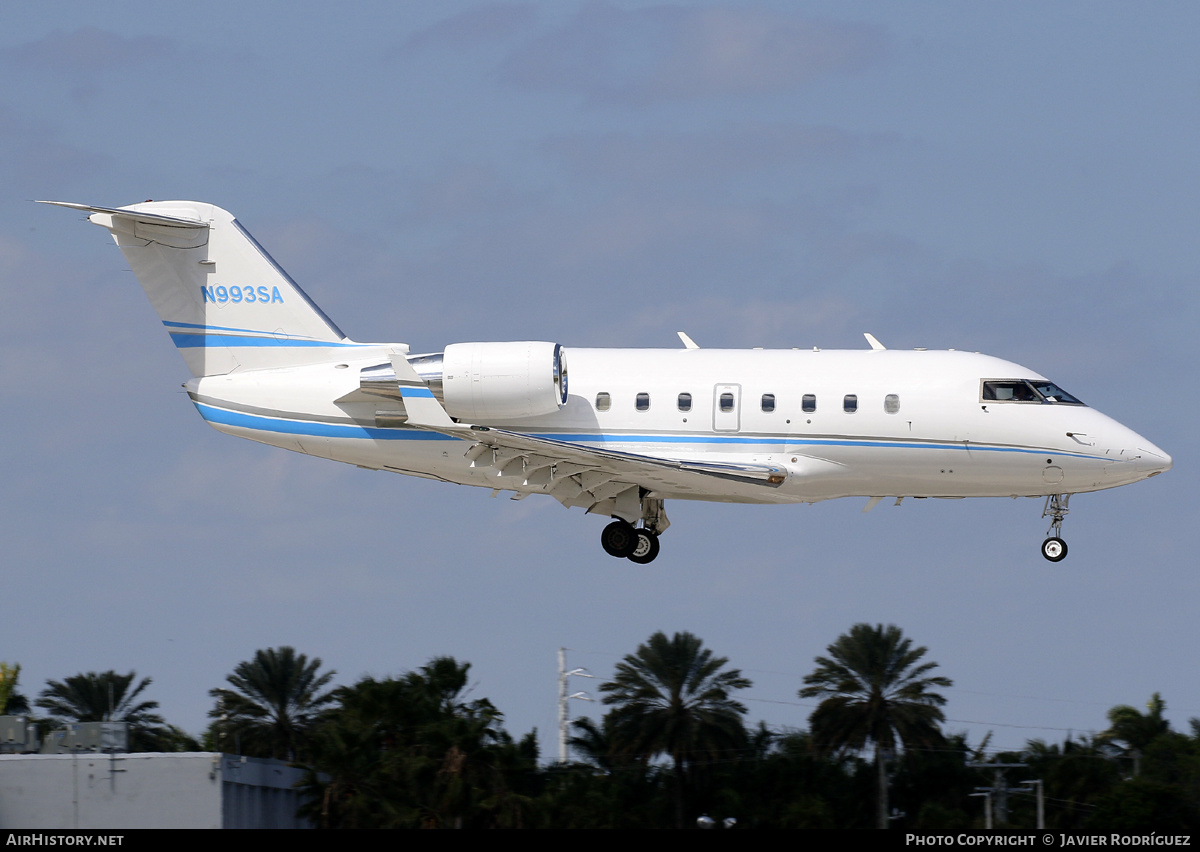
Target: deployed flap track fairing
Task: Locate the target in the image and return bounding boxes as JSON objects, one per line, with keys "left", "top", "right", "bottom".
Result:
{"left": 42, "top": 200, "right": 1171, "bottom": 563}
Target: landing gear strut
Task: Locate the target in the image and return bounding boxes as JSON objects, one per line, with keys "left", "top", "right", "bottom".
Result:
{"left": 1040, "top": 494, "right": 1071, "bottom": 562}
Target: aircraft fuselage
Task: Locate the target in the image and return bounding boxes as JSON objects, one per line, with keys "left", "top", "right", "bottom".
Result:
{"left": 187, "top": 346, "right": 1168, "bottom": 505}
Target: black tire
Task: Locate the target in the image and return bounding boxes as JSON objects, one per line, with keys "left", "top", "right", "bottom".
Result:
{"left": 627, "top": 529, "right": 660, "bottom": 564}
{"left": 601, "top": 520, "right": 638, "bottom": 558}
{"left": 1041, "top": 537, "right": 1068, "bottom": 562}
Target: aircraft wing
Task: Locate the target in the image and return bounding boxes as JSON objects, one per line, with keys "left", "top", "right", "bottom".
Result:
{"left": 387, "top": 353, "right": 787, "bottom": 520}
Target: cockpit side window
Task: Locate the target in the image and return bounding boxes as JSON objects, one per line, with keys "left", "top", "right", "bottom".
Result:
{"left": 981, "top": 380, "right": 1086, "bottom": 406}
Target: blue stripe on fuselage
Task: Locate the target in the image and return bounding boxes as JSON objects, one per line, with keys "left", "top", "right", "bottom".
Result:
{"left": 169, "top": 332, "right": 368, "bottom": 349}
{"left": 531, "top": 431, "right": 1092, "bottom": 458}
{"left": 192, "top": 401, "right": 1097, "bottom": 460}
{"left": 193, "top": 402, "right": 454, "bottom": 441}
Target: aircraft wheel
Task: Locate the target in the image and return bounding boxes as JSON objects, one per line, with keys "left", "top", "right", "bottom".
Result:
{"left": 1041, "top": 537, "right": 1068, "bottom": 562}
{"left": 627, "top": 529, "right": 660, "bottom": 564}
{"left": 601, "top": 520, "right": 638, "bottom": 558}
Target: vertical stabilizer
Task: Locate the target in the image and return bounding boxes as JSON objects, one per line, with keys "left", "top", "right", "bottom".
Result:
{"left": 41, "top": 200, "right": 375, "bottom": 376}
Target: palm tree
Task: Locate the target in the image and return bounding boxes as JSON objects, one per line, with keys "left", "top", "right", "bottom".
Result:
{"left": 600, "top": 631, "right": 752, "bottom": 828}
{"left": 568, "top": 715, "right": 621, "bottom": 771}
{"left": 35, "top": 671, "right": 167, "bottom": 751}
{"left": 209, "top": 647, "right": 336, "bottom": 761}
{"left": 799, "top": 623, "right": 952, "bottom": 829}
{"left": 298, "top": 657, "right": 530, "bottom": 829}
{"left": 0, "top": 662, "right": 29, "bottom": 715}
{"left": 1099, "top": 693, "right": 1171, "bottom": 777}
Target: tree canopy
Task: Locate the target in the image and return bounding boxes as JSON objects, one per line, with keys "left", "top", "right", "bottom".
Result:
{"left": 19, "top": 631, "right": 1200, "bottom": 828}
{"left": 299, "top": 656, "right": 538, "bottom": 828}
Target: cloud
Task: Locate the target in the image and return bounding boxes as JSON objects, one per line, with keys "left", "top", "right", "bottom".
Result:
{"left": 501, "top": 3, "right": 886, "bottom": 104}
{"left": 0, "top": 105, "right": 110, "bottom": 194}
{"left": 396, "top": 3, "right": 539, "bottom": 54}
{"left": 4, "top": 26, "right": 178, "bottom": 73}
{"left": 544, "top": 124, "right": 883, "bottom": 187}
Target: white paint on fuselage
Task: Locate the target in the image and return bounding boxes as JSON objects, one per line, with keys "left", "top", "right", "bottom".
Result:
{"left": 187, "top": 346, "right": 1169, "bottom": 506}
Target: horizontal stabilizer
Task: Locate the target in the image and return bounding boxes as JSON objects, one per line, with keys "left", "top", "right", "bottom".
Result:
{"left": 37, "top": 200, "right": 207, "bottom": 228}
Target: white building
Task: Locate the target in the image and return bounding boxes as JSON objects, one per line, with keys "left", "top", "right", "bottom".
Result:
{"left": 0, "top": 752, "right": 311, "bottom": 829}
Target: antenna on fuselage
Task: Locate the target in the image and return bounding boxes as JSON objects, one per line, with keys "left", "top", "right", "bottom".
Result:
{"left": 677, "top": 331, "right": 700, "bottom": 350}
{"left": 863, "top": 333, "right": 886, "bottom": 350}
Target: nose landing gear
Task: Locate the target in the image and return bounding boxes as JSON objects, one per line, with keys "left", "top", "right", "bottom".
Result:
{"left": 1041, "top": 536, "right": 1067, "bottom": 562}
{"left": 1041, "top": 494, "right": 1071, "bottom": 562}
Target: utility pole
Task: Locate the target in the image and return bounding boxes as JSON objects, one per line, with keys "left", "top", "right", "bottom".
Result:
{"left": 557, "top": 648, "right": 595, "bottom": 763}
{"left": 969, "top": 792, "right": 993, "bottom": 829}
{"left": 968, "top": 760, "right": 1028, "bottom": 826}
{"left": 1021, "top": 779, "right": 1045, "bottom": 830}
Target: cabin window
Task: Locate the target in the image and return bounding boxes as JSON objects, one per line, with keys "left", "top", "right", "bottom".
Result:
{"left": 595, "top": 392, "right": 611, "bottom": 411}
{"left": 677, "top": 392, "right": 692, "bottom": 412}
{"left": 719, "top": 392, "right": 735, "bottom": 413}
{"left": 843, "top": 394, "right": 858, "bottom": 413}
{"left": 802, "top": 394, "right": 816, "bottom": 413}
{"left": 884, "top": 394, "right": 900, "bottom": 414}
{"left": 636, "top": 392, "right": 650, "bottom": 411}
{"left": 761, "top": 393, "right": 776, "bottom": 413}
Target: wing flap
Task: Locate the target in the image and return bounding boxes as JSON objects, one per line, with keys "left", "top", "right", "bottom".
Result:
{"left": 472, "top": 427, "right": 788, "bottom": 488}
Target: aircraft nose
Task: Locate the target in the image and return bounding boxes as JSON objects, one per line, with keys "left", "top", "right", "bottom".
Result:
{"left": 1135, "top": 442, "right": 1172, "bottom": 477}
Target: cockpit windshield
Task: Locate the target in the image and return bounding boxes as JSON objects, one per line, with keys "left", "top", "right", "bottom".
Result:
{"left": 1028, "top": 381, "right": 1084, "bottom": 405}
{"left": 981, "top": 380, "right": 1085, "bottom": 406}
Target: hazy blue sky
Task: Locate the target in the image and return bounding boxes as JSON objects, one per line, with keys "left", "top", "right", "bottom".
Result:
{"left": 3, "top": 2, "right": 1197, "bottom": 763}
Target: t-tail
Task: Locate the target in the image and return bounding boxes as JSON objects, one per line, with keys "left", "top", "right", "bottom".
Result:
{"left": 39, "top": 200, "right": 387, "bottom": 376}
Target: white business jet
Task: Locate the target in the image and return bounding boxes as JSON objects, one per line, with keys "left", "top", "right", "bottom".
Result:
{"left": 42, "top": 200, "right": 1171, "bottom": 563}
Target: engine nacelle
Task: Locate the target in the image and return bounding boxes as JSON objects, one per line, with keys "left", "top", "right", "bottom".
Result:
{"left": 441, "top": 341, "right": 568, "bottom": 421}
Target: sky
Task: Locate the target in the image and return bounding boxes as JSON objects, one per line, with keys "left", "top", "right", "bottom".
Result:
{"left": 2, "top": 1, "right": 1198, "bottom": 764}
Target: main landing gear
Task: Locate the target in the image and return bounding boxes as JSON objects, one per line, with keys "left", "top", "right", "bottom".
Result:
{"left": 599, "top": 495, "right": 668, "bottom": 563}
{"left": 1040, "top": 494, "right": 1071, "bottom": 562}
{"left": 601, "top": 519, "right": 662, "bottom": 564}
